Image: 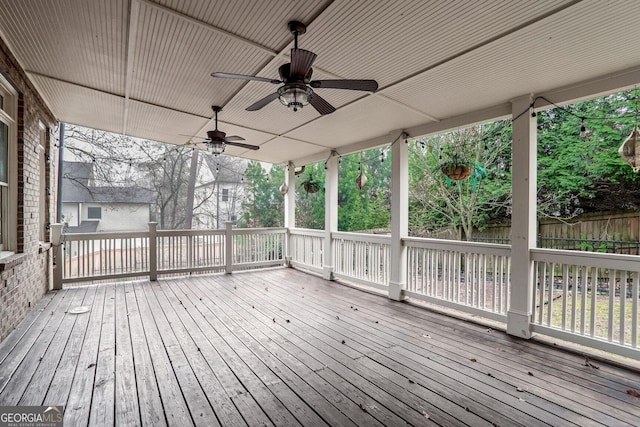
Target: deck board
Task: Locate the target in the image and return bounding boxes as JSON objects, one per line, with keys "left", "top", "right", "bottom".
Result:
{"left": 1, "top": 268, "right": 640, "bottom": 426}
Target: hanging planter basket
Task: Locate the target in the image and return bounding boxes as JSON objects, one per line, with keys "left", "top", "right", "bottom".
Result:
{"left": 302, "top": 180, "right": 321, "bottom": 193}
{"left": 441, "top": 164, "right": 474, "bottom": 181}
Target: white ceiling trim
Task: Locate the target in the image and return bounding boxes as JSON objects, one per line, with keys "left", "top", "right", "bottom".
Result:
{"left": 123, "top": 0, "right": 140, "bottom": 135}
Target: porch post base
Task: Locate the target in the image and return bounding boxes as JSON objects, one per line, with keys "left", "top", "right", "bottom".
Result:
{"left": 506, "top": 310, "right": 533, "bottom": 339}
{"left": 388, "top": 282, "right": 404, "bottom": 301}
{"left": 322, "top": 266, "right": 334, "bottom": 281}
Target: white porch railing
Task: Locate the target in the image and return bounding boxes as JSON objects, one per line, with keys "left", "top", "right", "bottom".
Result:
{"left": 404, "top": 237, "right": 512, "bottom": 322}
{"left": 156, "top": 229, "right": 226, "bottom": 274}
{"left": 231, "top": 228, "right": 286, "bottom": 270}
{"left": 52, "top": 224, "right": 640, "bottom": 360}
{"left": 332, "top": 232, "right": 390, "bottom": 290}
{"left": 57, "top": 224, "right": 285, "bottom": 284}
{"left": 288, "top": 228, "right": 324, "bottom": 273}
{"left": 531, "top": 248, "right": 640, "bottom": 359}
{"left": 61, "top": 231, "right": 151, "bottom": 282}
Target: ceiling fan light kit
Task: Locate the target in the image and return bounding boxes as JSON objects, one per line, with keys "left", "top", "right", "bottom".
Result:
{"left": 278, "top": 83, "right": 312, "bottom": 111}
{"left": 211, "top": 21, "right": 378, "bottom": 115}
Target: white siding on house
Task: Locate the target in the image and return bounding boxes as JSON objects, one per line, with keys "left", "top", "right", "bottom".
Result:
{"left": 63, "top": 202, "right": 150, "bottom": 232}
{"left": 84, "top": 203, "right": 150, "bottom": 232}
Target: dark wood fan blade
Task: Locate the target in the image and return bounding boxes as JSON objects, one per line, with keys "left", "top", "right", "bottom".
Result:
{"left": 212, "top": 72, "right": 281, "bottom": 84}
{"left": 246, "top": 92, "right": 280, "bottom": 111}
{"left": 223, "top": 135, "right": 245, "bottom": 142}
{"left": 309, "top": 93, "right": 336, "bottom": 115}
{"left": 226, "top": 141, "right": 260, "bottom": 150}
{"left": 309, "top": 79, "right": 378, "bottom": 92}
{"left": 290, "top": 48, "right": 317, "bottom": 77}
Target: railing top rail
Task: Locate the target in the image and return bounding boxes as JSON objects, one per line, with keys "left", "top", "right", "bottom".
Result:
{"left": 232, "top": 227, "right": 287, "bottom": 236}
{"left": 157, "top": 229, "right": 225, "bottom": 237}
{"left": 531, "top": 248, "right": 640, "bottom": 270}
{"left": 62, "top": 231, "right": 149, "bottom": 241}
{"left": 403, "top": 236, "right": 512, "bottom": 256}
{"left": 288, "top": 228, "right": 324, "bottom": 237}
{"left": 332, "top": 231, "right": 391, "bottom": 245}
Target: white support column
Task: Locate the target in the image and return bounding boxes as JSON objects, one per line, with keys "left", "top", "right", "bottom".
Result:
{"left": 148, "top": 222, "right": 158, "bottom": 281}
{"left": 323, "top": 154, "right": 338, "bottom": 280}
{"left": 284, "top": 161, "right": 296, "bottom": 266}
{"left": 389, "top": 135, "right": 408, "bottom": 300}
{"left": 225, "top": 221, "right": 234, "bottom": 274}
{"left": 508, "top": 94, "right": 537, "bottom": 339}
{"left": 284, "top": 161, "right": 296, "bottom": 228}
{"left": 51, "top": 223, "right": 63, "bottom": 290}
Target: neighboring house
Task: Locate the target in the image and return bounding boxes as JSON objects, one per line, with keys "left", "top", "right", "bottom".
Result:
{"left": 195, "top": 156, "right": 246, "bottom": 229}
{"left": 62, "top": 161, "right": 155, "bottom": 233}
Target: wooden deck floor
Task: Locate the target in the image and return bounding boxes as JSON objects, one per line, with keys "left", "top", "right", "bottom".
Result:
{"left": 1, "top": 269, "right": 640, "bottom": 426}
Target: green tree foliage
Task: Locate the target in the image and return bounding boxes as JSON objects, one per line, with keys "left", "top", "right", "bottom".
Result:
{"left": 337, "top": 150, "right": 391, "bottom": 231}
{"left": 295, "top": 163, "right": 325, "bottom": 229}
{"left": 291, "top": 150, "right": 392, "bottom": 231}
{"left": 238, "top": 90, "right": 640, "bottom": 236}
{"left": 238, "top": 161, "right": 284, "bottom": 227}
{"left": 408, "top": 122, "right": 512, "bottom": 239}
{"left": 537, "top": 90, "right": 640, "bottom": 216}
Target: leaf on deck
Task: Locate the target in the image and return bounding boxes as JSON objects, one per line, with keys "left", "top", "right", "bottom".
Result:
{"left": 627, "top": 389, "right": 640, "bottom": 398}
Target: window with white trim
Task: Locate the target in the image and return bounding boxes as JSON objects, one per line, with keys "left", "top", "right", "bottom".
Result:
{"left": 0, "top": 74, "right": 17, "bottom": 255}
{"left": 87, "top": 207, "right": 102, "bottom": 219}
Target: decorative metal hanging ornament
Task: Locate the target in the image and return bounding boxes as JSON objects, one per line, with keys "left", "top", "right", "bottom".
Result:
{"left": 356, "top": 162, "right": 368, "bottom": 190}
{"left": 619, "top": 93, "right": 640, "bottom": 172}
{"left": 279, "top": 182, "right": 288, "bottom": 195}
{"left": 619, "top": 125, "right": 640, "bottom": 172}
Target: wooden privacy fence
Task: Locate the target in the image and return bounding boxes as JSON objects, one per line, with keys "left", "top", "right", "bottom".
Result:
{"left": 472, "top": 211, "right": 640, "bottom": 255}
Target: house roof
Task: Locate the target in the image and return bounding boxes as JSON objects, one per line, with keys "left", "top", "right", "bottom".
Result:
{"left": 2, "top": 1, "right": 640, "bottom": 166}
{"left": 62, "top": 161, "right": 155, "bottom": 204}
{"left": 64, "top": 220, "right": 99, "bottom": 234}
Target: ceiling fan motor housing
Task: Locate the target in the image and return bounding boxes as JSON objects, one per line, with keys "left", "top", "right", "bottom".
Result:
{"left": 206, "top": 129, "right": 227, "bottom": 142}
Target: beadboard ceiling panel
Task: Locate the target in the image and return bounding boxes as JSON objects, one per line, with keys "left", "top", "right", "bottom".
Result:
{"left": 243, "top": 136, "right": 330, "bottom": 164}
{"left": 285, "top": 95, "right": 430, "bottom": 149}
{"left": 130, "top": 1, "right": 276, "bottom": 116}
{"left": 0, "top": 0, "right": 127, "bottom": 95}
{"left": 150, "top": 0, "right": 332, "bottom": 50}
{"left": 2, "top": 0, "right": 640, "bottom": 165}
{"left": 124, "top": 99, "right": 209, "bottom": 145}
{"left": 383, "top": 0, "right": 640, "bottom": 120}
{"left": 28, "top": 74, "right": 124, "bottom": 133}
{"left": 300, "top": 0, "right": 573, "bottom": 89}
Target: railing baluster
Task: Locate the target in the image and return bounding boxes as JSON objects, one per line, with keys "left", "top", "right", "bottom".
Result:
{"left": 633, "top": 272, "right": 639, "bottom": 348}
{"left": 608, "top": 269, "right": 616, "bottom": 342}
{"left": 620, "top": 270, "right": 627, "bottom": 345}
{"left": 590, "top": 266, "right": 597, "bottom": 337}
{"left": 580, "top": 266, "right": 588, "bottom": 335}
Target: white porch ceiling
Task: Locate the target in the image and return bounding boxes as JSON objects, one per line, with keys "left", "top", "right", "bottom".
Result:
{"left": 2, "top": 0, "right": 640, "bottom": 165}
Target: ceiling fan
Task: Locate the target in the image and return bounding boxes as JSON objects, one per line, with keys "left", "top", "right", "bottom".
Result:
{"left": 187, "top": 106, "right": 260, "bottom": 155}
{"left": 211, "top": 21, "right": 378, "bottom": 115}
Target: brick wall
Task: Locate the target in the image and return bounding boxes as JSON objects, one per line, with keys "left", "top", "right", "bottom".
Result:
{"left": 0, "top": 36, "right": 57, "bottom": 342}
